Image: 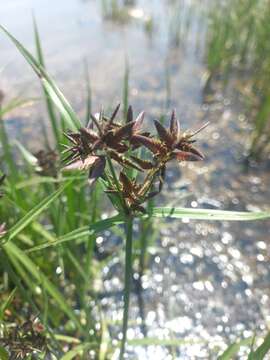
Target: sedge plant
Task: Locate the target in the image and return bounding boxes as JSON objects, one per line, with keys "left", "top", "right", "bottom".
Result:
{"left": 62, "top": 104, "right": 207, "bottom": 358}
{"left": 1, "top": 23, "right": 270, "bottom": 360}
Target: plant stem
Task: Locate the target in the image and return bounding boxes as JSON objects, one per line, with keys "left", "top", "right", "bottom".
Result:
{"left": 106, "top": 155, "right": 129, "bottom": 214}
{"left": 120, "top": 215, "right": 133, "bottom": 360}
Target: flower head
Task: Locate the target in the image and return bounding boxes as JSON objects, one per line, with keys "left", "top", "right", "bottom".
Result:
{"left": 62, "top": 105, "right": 146, "bottom": 185}
{"left": 105, "top": 171, "right": 157, "bottom": 213}
{"left": 34, "top": 150, "right": 58, "bottom": 177}
{"left": 132, "top": 109, "right": 207, "bottom": 165}
{"left": 62, "top": 106, "right": 208, "bottom": 214}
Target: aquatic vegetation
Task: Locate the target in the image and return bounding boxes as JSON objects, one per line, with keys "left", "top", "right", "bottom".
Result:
{"left": 0, "top": 21, "right": 270, "bottom": 360}
{"left": 101, "top": 0, "right": 134, "bottom": 23}
{"left": 206, "top": 0, "right": 270, "bottom": 159}
{"left": 101, "top": 0, "right": 154, "bottom": 32}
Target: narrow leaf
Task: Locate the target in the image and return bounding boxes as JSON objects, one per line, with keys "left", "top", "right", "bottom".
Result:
{"left": 250, "top": 332, "right": 270, "bottom": 360}
{"left": 26, "top": 214, "right": 124, "bottom": 252}
{"left": 0, "top": 98, "right": 37, "bottom": 118}
{"left": 0, "top": 25, "right": 80, "bottom": 130}
{"left": 33, "top": 16, "right": 60, "bottom": 144}
{"left": 60, "top": 343, "right": 94, "bottom": 360}
{"left": 0, "top": 287, "right": 17, "bottom": 321}
{"left": 3, "top": 241, "right": 82, "bottom": 330}
{"left": 0, "top": 346, "right": 8, "bottom": 360}
{"left": 5, "top": 181, "right": 72, "bottom": 243}
{"left": 149, "top": 207, "right": 270, "bottom": 221}
{"left": 218, "top": 338, "right": 252, "bottom": 360}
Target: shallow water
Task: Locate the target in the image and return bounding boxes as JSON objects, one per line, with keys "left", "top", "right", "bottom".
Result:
{"left": 1, "top": 0, "right": 270, "bottom": 359}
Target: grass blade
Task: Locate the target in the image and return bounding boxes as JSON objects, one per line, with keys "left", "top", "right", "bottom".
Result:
{"left": 128, "top": 337, "right": 202, "bottom": 347}
{"left": 218, "top": 338, "right": 253, "bottom": 360}
{"left": 249, "top": 332, "right": 270, "bottom": 360}
{"left": 0, "top": 25, "right": 80, "bottom": 130}
{"left": 60, "top": 343, "right": 94, "bottom": 360}
{"left": 0, "top": 287, "right": 17, "bottom": 321}
{"left": 123, "top": 57, "right": 129, "bottom": 119}
{"left": 149, "top": 207, "right": 270, "bottom": 221}
{"left": 0, "top": 98, "right": 37, "bottom": 118}
{"left": 120, "top": 216, "right": 133, "bottom": 360}
{"left": 33, "top": 16, "right": 60, "bottom": 145}
{"left": 26, "top": 214, "right": 124, "bottom": 252}
{"left": 3, "top": 241, "right": 82, "bottom": 330}
{"left": 4, "top": 181, "right": 72, "bottom": 243}
{"left": 0, "top": 346, "right": 9, "bottom": 360}
{"left": 14, "top": 139, "right": 38, "bottom": 166}
{"left": 84, "top": 60, "right": 92, "bottom": 125}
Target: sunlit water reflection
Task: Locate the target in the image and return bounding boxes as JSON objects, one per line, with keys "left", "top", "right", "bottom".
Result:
{"left": 1, "top": 0, "right": 270, "bottom": 358}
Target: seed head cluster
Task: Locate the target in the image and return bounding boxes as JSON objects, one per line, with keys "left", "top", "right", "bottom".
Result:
{"left": 63, "top": 105, "right": 207, "bottom": 213}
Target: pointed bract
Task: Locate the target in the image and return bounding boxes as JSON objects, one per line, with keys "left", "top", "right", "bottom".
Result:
{"left": 88, "top": 156, "right": 106, "bottom": 186}
{"left": 132, "top": 111, "right": 145, "bottom": 133}
{"left": 154, "top": 120, "right": 173, "bottom": 146}
{"left": 130, "top": 156, "right": 154, "bottom": 170}
{"left": 186, "top": 121, "right": 210, "bottom": 139}
{"left": 186, "top": 144, "right": 205, "bottom": 160}
{"left": 169, "top": 109, "right": 180, "bottom": 140}
{"left": 132, "top": 135, "right": 163, "bottom": 154}
{"left": 110, "top": 103, "right": 121, "bottom": 122}
{"left": 113, "top": 120, "right": 136, "bottom": 140}
{"left": 63, "top": 155, "right": 99, "bottom": 171}
{"left": 174, "top": 150, "right": 203, "bottom": 162}
{"left": 119, "top": 171, "right": 133, "bottom": 194}
{"left": 79, "top": 127, "right": 99, "bottom": 143}
{"left": 126, "top": 105, "right": 133, "bottom": 123}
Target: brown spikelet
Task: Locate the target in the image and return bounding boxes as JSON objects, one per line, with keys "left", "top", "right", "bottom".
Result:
{"left": 79, "top": 127, "right": 99, "bottom": 143}
{"left": 126, "top": 105, "right": 133, "bottom": 123}
{"left": 186, "top": 144, "right": 205, "bottom": 160}
{"left": 169, "top": 109, "right": 180, "bottom": 139}
{"left": 119, "top": 171, "right": 133, "bottom": 194}
{"left": 113, "top": 120, "right": 136, "bottom": 140}
{"left": 88, "top": 156, "right": 106, "bottom": 186}
{"left": 110, "top": 103, "right": 121, "bottom": 122}
{"left": 109, "top": 151, "right": 142, "bottom": 171}
{"left": 154, "top": 120, "right": 173, "bottom": 146}
{"left": 131, "top": 135, "right": 164, "bottom": 154}
{"left": 63, "top": 155, "right": 100, "bottom": 171}
{"left": 130, "top": 156, "right": 154, "bottom": 170}
{"left": 174, "top": 150, "right": 203, "bottom": 162}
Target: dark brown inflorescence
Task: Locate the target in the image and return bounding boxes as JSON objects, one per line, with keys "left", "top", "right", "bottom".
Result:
{"left": 0, "top": 317, "right": 47, "bottom": 359}
{"left": 34, "top": 149, "right": 59, "bottom": 177}
{"left": 63, "top": 105, "right": 207, "bottom": 214}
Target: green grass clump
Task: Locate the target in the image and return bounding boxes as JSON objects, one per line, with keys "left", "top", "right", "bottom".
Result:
{"left": 101, "top": 0, "right": 131, "bottom": 23}
{"left": 206, "top": 0, "right": 270, "bottom": 159}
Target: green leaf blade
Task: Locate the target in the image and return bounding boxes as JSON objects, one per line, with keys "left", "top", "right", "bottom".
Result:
{"left": 0, "top": 25, "right": 80, "bottom": 130}
{"left": 4, "top": 181, "right": 72, "bottom": 243}
{"left": 149, "top": 207, "right": 270, "bottom": 221}
{"left": 26, "top": 213, "right": 124, "bottom": 252}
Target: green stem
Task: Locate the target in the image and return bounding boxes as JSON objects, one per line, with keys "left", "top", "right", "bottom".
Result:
{"left": 106, "top": 155, "right": 129, "bottom": 214}
{"left": 120, "top": 215, "right": 133, "bottom": 360}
